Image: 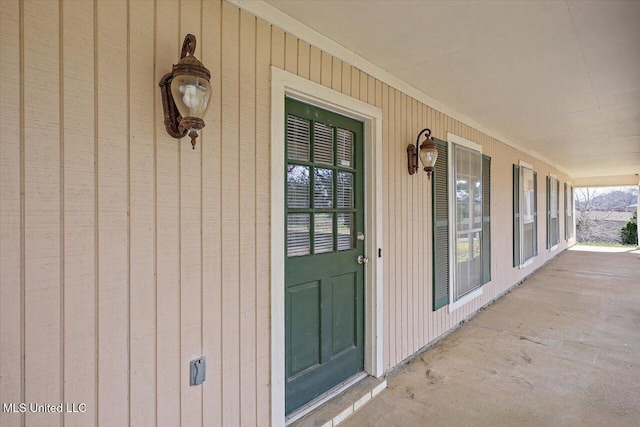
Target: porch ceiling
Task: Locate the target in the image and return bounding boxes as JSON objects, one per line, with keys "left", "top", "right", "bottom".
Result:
{"left": 265, "top": 0, "right": 640, "bottom": 182}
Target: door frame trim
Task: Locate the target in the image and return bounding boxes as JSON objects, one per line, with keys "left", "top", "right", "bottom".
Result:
{"left": 270, "top": 67, "right": 384, "bottom": 427}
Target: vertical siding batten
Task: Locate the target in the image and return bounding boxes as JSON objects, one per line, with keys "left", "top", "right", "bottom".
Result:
{"left": 309, "top": 45, "right": 321, "bottom": 84}
{"left": 97, "top": 0, "right": 129, "bottom": 424}
{"left": 129, "top": 0, "right": 156, "bottom": 424}
{"left": 93, "top": 0, "right": 99, "bottom": 422}
{"left": 401, "top": 91, "right": 408, "bottom": 359}
{"left": 381, "top": 83, "right": 390, "bottom": 370}
{"left": 255, "top": 17, "right": 272, "bottom": 427}
{"left": 408, "top": 96, "right": 415, "bottom": 353}
{"left": 59, "top": 2, "right": 66, "bottom": 422}
{"left": 284, "top": 32, "right": 297, "bottom": 74}
{"left": 297, "top": 39, "right": 310, "bottom": 80}
{"left": 415, "top": 99, "right": 421, "bottom": 348}
{"left": 199, "top": 2, "right": 205, "bottom": 419}
{"left": 332, "top": 57, "right": 342, "bottom": 92}
{"left": 201, "top": 0, "right": 223, "bottom": 425}
{"left": 179, "top": 1, "right": 203, "bottom": 425}
{"left": 221, "top": 2, "right": 241, "bottom": 423}
{"left": 239, "top": 9, "right": 258, "bottom": 426}
{"left": 350, "top": 67, "right": 359, "bottom": 100}
{"left": 359, "top": 71, "right": 367, "bottom": 103}
{"left": 62, "top": 0, "right": 96, "bottom": 425}
{"left": 341, "top": 62, "right": 351, "bottom": 96}
{"left": 320, "top": 50, "right": 332, "bottom": 88}
{"left": 271, "top": 20, "right": 286, "bottom": 424}
{"left": 386, "top": 86, "right": 394, "bottom": 365}
{"left": 155, "top": 1, "right": 181, "bottom": 425}
{"left": 418, "top": 100, "right": 425, "bottom": 348}
{"left": 0, "top": 2, "right": 23, "bottom": 426}
{"left": 23, "top": 1, "right": 61, "bottom": 424}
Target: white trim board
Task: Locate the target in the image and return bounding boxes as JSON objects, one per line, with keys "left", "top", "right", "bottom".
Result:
{"left": 519, "top": 258, "right": 534, "bottom": 270}
{"left": 449, "top": 288, "right": 483, "bottom": 313}
{"left": 448, "top": 132, "right": 482, "bottom": 153}
{"left": 228, "top": 0, "right": 572, "bottom": 179}
{"left": 519, "top": 159, "right": 533, "bottom": 170}
{"left": 270, "top": 67, "right": 384, "bottom": 427}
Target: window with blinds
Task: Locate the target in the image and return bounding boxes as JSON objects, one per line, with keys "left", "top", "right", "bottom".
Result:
{"left": 453, "top": 144, "right": 483, "bottom": 300}
{"left": 547, "top": 175, "right": 560, "bottom": 249}
{"left": 433, "top": 138, "right": 491, "bottom": 310}
{"left": 564, "top": 182, "right": 575, "bottom": 240}
{"left": 513, "top": 163, "right": 538, "bottom": 267}
{"left": 565, "top": 182, "right": 574, "bottom": 240}
{"left": 521, "top": 166, "right": 536, "bottom": 262}
{"left": 285, "top": 112, "right": 356, "bottom": 257}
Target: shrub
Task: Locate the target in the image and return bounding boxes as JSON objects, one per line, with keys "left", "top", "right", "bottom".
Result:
{"left": 620, "top": 211, "right": 638, "bottom": 245}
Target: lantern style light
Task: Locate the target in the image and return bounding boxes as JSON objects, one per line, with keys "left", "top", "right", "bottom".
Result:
{"left": 407, "top": 128, "right": 438, "bottom": 179}
{"left": 159, "top": 34, "right": 212, "bottom": 149}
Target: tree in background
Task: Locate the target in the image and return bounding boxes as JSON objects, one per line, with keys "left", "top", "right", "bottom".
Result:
{"left": 575, "top": 188, "right": 610, "bottom": 242}
{"left": 576, "top": 186, "right": 638, "bottom": 244}
{"left": 620, "top": 211, "right": 638, "bottom": 245}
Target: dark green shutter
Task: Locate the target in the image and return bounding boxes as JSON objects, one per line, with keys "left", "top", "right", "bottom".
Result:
{"left": 545, "top": 176, "right": 549, "bottom": 249}
{"left": 432, "top": 139, "right": 449, "bottom": 310}
{"left": 513, "top": 164, "right": 520, "bottom": 267}
{"left": 551, "top": 179, "right": 560, "bottom": 246}
{"left": 564, "top": 182, "right": 569, "bottom": 240}
{"left": 482, "top": 155, "right": 491, "bottom": 284}
{"left": 533, "top": 172, "right": 538, "bottom": 256}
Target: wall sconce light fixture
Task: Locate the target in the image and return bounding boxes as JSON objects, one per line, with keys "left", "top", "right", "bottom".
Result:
{"left": 159, "top": 34, "right": 212, "bottom": 149}
{"left": 407, "top": 128, "right": 438, "bottom": 179}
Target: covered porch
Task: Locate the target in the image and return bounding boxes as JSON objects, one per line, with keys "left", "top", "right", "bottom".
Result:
{"left": 2, "top": 1, "right": 639, "bottom": 426}
{"left": 340, "top": 246, "right": 640, "bottom": 426}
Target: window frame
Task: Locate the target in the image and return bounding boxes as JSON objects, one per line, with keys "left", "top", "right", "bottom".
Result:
{"left": 447, "top": 133, "right": 484, "bottom": 311}
{"left": 515, "top": 160, "right": 538, "bottom": 269}
{"left": 547, "top": 173, "right": 560, "bottom": 251}
{"left": 565, "top": 182, "right": 574, "bottom": 241}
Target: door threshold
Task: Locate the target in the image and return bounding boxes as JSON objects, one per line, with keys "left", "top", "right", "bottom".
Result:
{"left": 286, "top": 373, "right": 367, "bottom": 425}
{"left": 286, "top": 373, "right": 387, "bottom": 427}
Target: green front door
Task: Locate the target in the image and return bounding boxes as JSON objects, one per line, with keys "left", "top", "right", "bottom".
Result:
{"left": 284, "top": 98, "right": 365, "bottom": 415}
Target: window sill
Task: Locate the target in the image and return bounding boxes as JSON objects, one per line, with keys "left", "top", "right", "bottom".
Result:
{"left": 519, "top": 258, "right": 534, "bottom": 269}
{"left": 449, "top": 287, "right": 483, "bottom": 313}
{"left": 550, "top": 244, "right": 558, "bottom": 252}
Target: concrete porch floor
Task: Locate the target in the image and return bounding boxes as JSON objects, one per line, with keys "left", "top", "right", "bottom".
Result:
{"left": 343, "top": 246, "right": 640, "bottom": 427}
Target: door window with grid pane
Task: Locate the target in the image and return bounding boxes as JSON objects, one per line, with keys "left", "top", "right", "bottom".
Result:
{"left": 286, "top": 113, "right": 357, "bottom": 256}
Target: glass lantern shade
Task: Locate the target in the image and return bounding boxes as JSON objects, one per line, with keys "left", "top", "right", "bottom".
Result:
{"left": 419, "top": 143, "right": 438, "bottom": 170}
{"left": 170, "top": 74, "right": 212, "bottom": 123}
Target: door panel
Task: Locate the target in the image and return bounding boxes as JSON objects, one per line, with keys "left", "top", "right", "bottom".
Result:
{"left": 288, "top": 281, "right": 321, "bottom": 377}
{"left": 285, "top": 98, "right": 364, "bottom": 415}
{"left": 332, "top": 273, "right": 357, "bottom": 355}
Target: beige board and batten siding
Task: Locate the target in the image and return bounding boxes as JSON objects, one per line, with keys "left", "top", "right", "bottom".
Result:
{"left": 0, "top": 1, "right": 573, "bottom": 426}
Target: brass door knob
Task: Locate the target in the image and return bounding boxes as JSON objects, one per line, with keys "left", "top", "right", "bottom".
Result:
{"left": 357, "top": 255, "right": 369, "bottom": 264}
